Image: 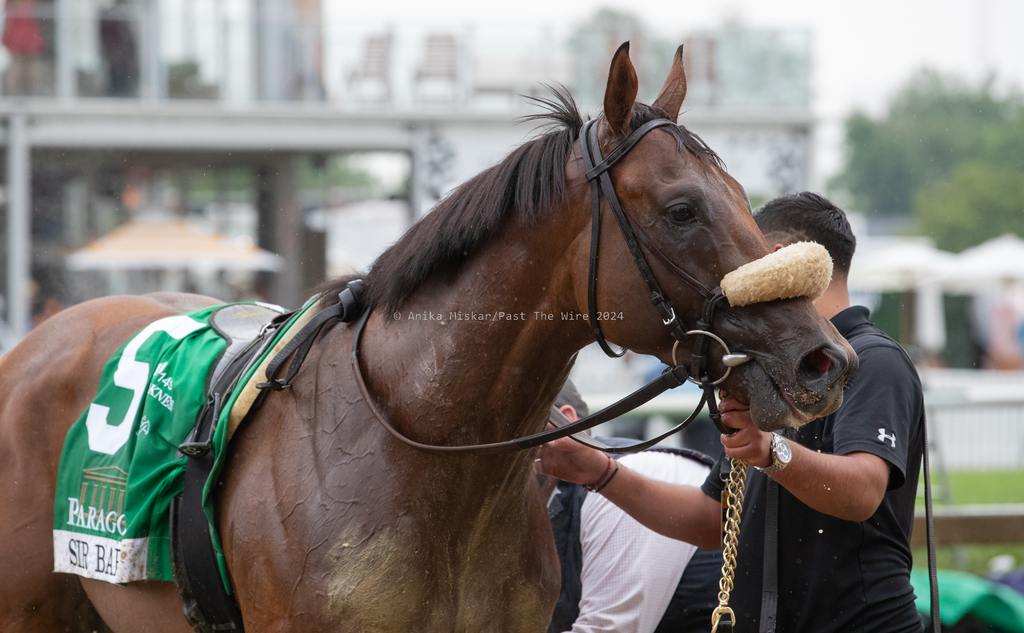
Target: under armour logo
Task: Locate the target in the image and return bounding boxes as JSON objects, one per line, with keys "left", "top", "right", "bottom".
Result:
{"left": 877, "top": 428, "right": 896, "bottom": 448}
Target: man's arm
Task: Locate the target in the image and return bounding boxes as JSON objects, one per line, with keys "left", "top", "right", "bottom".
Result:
{"left": 719, "top": 415, "right": 889, "bottom": 522}
{"left": 537, "top": 441, "right": 722, "bottom": 548}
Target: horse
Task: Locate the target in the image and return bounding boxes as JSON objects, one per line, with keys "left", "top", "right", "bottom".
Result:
{"left": 0, "top": 43, "right": 856, "bottom": 632}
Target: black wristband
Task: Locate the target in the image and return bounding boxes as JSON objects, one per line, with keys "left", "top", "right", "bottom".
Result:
{"left": 584, "top": 455, "right": 613, "bottom": 491}
{"left": 591, "top": 463, "right": 620, "bottom": 494}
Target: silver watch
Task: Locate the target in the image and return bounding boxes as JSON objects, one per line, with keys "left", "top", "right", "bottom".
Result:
{"left": 757, "top": 433, "right": 792, "bottom": 475}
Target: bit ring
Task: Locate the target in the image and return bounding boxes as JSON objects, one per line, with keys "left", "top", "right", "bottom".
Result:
{"left": 671, "top": 330, "right": 743, "bottom": 386}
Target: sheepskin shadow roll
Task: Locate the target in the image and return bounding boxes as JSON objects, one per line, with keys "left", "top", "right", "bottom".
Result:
{"left": 720, "top": 241, "right": 833, "bottom": 307}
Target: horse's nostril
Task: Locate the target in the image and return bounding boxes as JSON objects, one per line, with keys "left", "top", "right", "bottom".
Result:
{"left": 798, "top": 347, "right": 835, "bottom": 384}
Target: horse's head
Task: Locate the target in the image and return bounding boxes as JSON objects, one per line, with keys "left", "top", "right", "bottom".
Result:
{"left": 566, "top": 43, "right": 856, "bottom": 430}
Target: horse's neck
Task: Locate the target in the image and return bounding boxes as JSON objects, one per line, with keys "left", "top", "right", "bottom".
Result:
{"left": 359, "top": 218, "right": 590, "bottom": 457}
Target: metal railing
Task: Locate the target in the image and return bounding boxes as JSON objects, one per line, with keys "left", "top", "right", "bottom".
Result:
{"left": 0, "top": 3, "right": 812, "bottom": 112}
{"left": 579, "top": 368, "right": 1024, "bottom": 472}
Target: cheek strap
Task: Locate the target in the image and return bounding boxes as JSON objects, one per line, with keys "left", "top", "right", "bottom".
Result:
{"left": 719, "top": 241, "right": 833, "bottom": 308}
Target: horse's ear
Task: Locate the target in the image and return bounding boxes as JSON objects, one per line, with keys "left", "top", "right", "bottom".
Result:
{"left": 603, "top": 41, "right": 638, "bottom": 137}
{"left": 653, "top": 44, "right": 687, "bottom": 121}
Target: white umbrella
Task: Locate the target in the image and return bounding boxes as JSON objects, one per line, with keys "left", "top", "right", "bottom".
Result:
{"left": 848, "top": 239, "right": 956, "bottom": 292}
{"left": 66, "top": 216, "right": 283, "bottom": 273}
{"left": 941, "top": 234, "right": 1024, "bottom": 294}
{"left": 848, "top": 238, "right": 956, "bottom": 352}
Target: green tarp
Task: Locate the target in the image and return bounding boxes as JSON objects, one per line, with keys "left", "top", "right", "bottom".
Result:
{"left": 913, "top": 569, "right": 1024, "bottom": 632}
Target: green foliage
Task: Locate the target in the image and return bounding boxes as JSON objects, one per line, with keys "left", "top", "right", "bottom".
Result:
{"left": 297, "top": 155, "right": 378, "bottom": 192}
{"left": 915, "top": 162, "right": 1024, "bottom": 252}
{"left": 832, "top": 69, "right": 1024, "bottom": 243}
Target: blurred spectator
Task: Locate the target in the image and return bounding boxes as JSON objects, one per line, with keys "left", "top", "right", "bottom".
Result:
{"left": 0, "top": 295, "right": 15, "bottom": 354}
{"left": 2, "top": 0, "right": 45, "bottom": 95}
{"left": 99, "top": 0, "right": 138, "bottom": 97}
{"left": 974, "top": 294, "right": 1024, "bottom": 370}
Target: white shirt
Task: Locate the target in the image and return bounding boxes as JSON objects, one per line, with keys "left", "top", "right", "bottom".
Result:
{"left": 563, "top": 451, "right": 711, "bottom": 633}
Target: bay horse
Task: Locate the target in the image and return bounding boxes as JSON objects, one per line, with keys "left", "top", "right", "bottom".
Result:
{"left": 0, "top": 43, "right": 855, "bottom": 632}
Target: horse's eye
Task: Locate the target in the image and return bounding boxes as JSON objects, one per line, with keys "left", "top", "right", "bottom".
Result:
{"left": 667, "top": 203, "right": 695, "bottom": 225}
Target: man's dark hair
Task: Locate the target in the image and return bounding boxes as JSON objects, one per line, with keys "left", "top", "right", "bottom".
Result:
{"left": 552, "top": 379, "right": 589, "bottom": 418}
{"left": 755, "top": 192, "right": 856, "bottom": 277}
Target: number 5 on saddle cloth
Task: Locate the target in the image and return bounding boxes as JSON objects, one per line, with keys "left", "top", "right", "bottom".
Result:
{"left": 52, "top": 299, "right": 318, "bottom": 633}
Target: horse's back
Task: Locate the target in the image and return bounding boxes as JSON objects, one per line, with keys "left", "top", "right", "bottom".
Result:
{"left": 0, "top": 292, "right": 217, "bottom": 633}
{"left": 0, "top": 292, "right": 219, "bottom": 444}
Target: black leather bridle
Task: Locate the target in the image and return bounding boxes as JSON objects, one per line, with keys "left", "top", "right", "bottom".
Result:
{"left": 580, "top": 116, "right": 713, "bottom": 357}
{"left": 261, "top": 116, "right": 749, "bottom": 455}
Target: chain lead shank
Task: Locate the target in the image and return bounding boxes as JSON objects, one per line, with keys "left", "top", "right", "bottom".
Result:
{"left": 711, "top": 458, "right": 747, "bottom": 633}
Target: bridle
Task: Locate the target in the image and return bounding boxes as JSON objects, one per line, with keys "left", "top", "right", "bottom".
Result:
{"left": 581, "top": 117, "right": 712, "bottom": 358}
{"left": 569, "top": 115, "right": 749, "bottom": 445}
{"left": 261, "top": 115, "right": 750, "bottom": 455}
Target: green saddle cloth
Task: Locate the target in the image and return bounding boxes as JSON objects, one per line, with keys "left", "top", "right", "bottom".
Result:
{"left": 52, "top": 301, "right": 306, "bottom": 585}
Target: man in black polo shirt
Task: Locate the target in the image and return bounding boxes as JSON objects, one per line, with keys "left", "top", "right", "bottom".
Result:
{"left": 538, "top": 192, "right": 925, "bottom": 632}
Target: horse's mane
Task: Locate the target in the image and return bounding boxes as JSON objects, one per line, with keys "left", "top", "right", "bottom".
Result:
{"left": 321, "top": 85, "right": 723, "bottom": 313}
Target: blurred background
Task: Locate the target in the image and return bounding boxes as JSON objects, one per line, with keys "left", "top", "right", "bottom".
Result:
{"left": 0, "top": 0, "right": 1022, "bottom": 626}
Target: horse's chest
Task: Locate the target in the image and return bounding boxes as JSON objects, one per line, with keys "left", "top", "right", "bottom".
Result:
{"left": 322, "top": 515, "right": 556, "bottom": 632}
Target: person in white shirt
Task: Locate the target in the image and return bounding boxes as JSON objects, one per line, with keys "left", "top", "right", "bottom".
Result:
{"left": 544, "top": 381, "right": 721, "bottom": 633}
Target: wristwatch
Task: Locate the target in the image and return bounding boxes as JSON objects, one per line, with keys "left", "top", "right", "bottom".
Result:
{"left": 757, "top": 433, "right": 792, "bottom": 475}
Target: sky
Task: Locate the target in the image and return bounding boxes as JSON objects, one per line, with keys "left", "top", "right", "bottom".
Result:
{"left": 328, "top": 0, "right": 1024, "bottom": 186}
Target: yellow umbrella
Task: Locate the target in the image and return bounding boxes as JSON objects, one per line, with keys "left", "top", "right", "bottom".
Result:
{"left": 66, "top": 216, "right": 283, "bottom": 273}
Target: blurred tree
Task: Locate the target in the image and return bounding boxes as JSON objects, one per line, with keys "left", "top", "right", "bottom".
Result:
{"left": 832, "top": 70, "right": 1024, "bottom": 222}
{"left": 915, "top": 161, "right": 1024, "bottom": 252}
{"left": 567, "top": 9, "right": 664, "bottom": 107}
{"left": 298, "top": 155, "right": 378, "bottom": 192}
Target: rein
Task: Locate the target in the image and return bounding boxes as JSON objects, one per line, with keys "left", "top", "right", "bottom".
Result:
{"left": 344, "top": 118, "right": 749, "bottom": 456}
{"left": 350, "top": 303, "right": 704, "bottom": 454}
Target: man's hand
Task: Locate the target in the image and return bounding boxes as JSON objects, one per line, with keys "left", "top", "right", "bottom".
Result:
{"left": 719, "top": 394, "right": 772, "bottom": 468}
{"left": 538, "top": 431, "right": 723, "bottom": 548}
{"left": 718, "top": 392, "right": 892, "bottom": 522}
{"left": 536, "top": 435, "right": 609, "bottom": 486}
